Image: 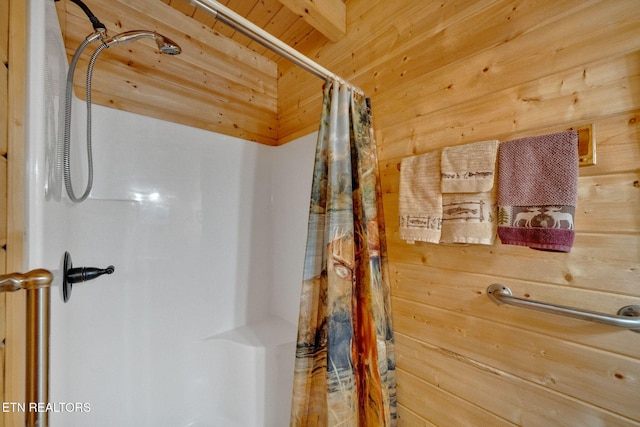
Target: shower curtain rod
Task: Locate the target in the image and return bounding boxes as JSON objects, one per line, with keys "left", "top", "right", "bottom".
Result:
{"left": 187, "top": 0, "right": 360, "bottom": 91}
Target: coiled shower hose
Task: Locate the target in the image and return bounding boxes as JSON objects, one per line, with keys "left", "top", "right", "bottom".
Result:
{"left": 63, "top": 33, "right": 107, "bottom": 203}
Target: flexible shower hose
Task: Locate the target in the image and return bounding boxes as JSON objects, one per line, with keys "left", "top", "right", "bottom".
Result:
{"left": 63, "top": 33, "right": 106, "bottom": 203}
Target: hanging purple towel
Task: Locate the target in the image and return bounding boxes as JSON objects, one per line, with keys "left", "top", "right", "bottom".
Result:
{"left": 497, "top": 130, "right": 578, "bottom": 252}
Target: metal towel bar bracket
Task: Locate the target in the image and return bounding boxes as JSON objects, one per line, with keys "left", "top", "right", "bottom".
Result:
{"left": 487, "top": 284, "right": 640, "bottom": 333}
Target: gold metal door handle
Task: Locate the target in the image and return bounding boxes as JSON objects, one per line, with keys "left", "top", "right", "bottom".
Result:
{"left": 0, "top": 269, "right": 53, "bottom": 293}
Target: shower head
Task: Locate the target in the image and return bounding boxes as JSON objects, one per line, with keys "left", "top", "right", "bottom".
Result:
{"left": 103, "top": 30, "right": 182, "bottom": 55}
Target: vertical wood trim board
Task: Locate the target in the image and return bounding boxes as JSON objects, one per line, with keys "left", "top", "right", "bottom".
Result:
{"left": 0, "top": 0, "right": 8, "bottom": 425}
{"left": 4, "top": 0, "right": 26, "bottom": 425}
{"left": 0, "top": 1, "right": 9, "bottom": 427}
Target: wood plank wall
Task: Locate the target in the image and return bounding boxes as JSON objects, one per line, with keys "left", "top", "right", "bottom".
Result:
{"left": 56, "top": 0, "right": 279, "bottom": 145}
{"left": 278, "top": 0, "right": 640, "bottom": 425}
{"left": 0, "top": 0, "right": 7, "bottom": 421}
{"left": 2, "top": 0, "right": 26, "bottom": 424}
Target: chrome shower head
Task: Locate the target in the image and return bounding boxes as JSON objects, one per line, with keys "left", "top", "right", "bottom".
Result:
{"left": 103, "top": 30, "right": 182, "bottom": 55}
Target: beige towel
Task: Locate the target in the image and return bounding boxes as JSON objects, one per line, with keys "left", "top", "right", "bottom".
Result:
{"left": 439, "top": 140, "right": 499, "bottom": 245}
{"left": 441, "top": 140, "right": 499, "bottom": 193}
{"left": 440, "top": 187, "right": 497, "bottom": 245}
{"left": 399, "top": 151, "right": 442, "bottom": 244}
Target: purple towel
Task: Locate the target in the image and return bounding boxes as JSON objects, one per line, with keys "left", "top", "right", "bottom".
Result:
{"left": 497, "top": 131, "right": 578, "bottom": 252}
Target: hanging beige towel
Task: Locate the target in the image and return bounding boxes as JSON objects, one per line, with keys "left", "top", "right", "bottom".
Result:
{"left": 439, "top": 139, "right": 499, "bottom": 245}
{"left": 440, "top": 186, "right": 497, "bottom": 245}
{"left": 441, "top": 140, "right": 499, "bottom": 193}
{"left": 399, "top": 151, "right": 442, "bottom": 244}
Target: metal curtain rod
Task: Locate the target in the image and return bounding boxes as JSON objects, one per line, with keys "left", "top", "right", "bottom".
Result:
{"left": 187, "top": 0, "right": 360, "bottom": 91}
{"left": 487, "top": 284, "right": 640, "bottom": 332}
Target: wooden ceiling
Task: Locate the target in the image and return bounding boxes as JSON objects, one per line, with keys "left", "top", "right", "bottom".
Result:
{"left": 55, "top": 0, "right": 346, "bottom": 145}
{"left": 163, "top": 0, "right": 345, "bottom": 72}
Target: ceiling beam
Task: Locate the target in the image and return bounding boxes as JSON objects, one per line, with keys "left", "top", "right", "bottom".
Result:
{"left": 278, "top": 0, "right": 345, "bottom": 42}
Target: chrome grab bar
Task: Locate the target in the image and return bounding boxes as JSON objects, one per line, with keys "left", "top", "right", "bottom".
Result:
{"left": 487, "top": 284, "right": 640, "bottom": 333}
{"left": 1, "top": 269, "right": 53, "bottom": 427}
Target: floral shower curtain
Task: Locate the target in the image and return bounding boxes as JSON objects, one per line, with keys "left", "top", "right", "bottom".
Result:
{"left": 290, "top": 80, "right": 397, "bottom": 426}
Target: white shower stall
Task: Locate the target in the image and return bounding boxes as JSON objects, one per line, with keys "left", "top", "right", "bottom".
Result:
{"left": 24, "top": 2, "right": 314, "bottom": 425}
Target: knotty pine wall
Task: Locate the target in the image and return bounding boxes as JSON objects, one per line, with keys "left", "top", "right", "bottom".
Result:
{"left": 0, "top": 0, "right": 7, "bottom": 419}
{"left": 278, "top": 0, "right": 640, "bottom": 425}
{"left": 56, "top": 0, "right": 280, "bottom": 145}
{"left": 2, "top": 0, "right": 27, "bottom": 425}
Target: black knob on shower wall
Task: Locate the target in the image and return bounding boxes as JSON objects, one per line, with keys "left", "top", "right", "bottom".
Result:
{"left": 62, "top": 251, "right": 115, "bottom": 303}
{"left": 66, "top": 265, "right": 115, "bottom": 284}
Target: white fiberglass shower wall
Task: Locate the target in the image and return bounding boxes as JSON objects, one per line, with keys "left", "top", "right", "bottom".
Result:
{"left": 25, "top": 2, "right": 314, "bottom": 426}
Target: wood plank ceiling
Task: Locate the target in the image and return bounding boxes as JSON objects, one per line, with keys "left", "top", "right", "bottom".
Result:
{"left": 165, "top": 0, "right": 345, "bottom": 56}
{"left": 55, "top": 0, "right": 346, "bottom": 145}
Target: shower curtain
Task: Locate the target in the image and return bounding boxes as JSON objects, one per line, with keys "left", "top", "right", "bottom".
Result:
{"left": 291, "top": 80, "right": 397, "bottom": 426}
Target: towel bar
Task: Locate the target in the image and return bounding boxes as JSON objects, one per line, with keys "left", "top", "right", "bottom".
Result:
{"left": 487, "top": 284, "right": 640, "bottom": 333}
{"left": 1, "top": 269, "right": 53, "bottom": 427}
